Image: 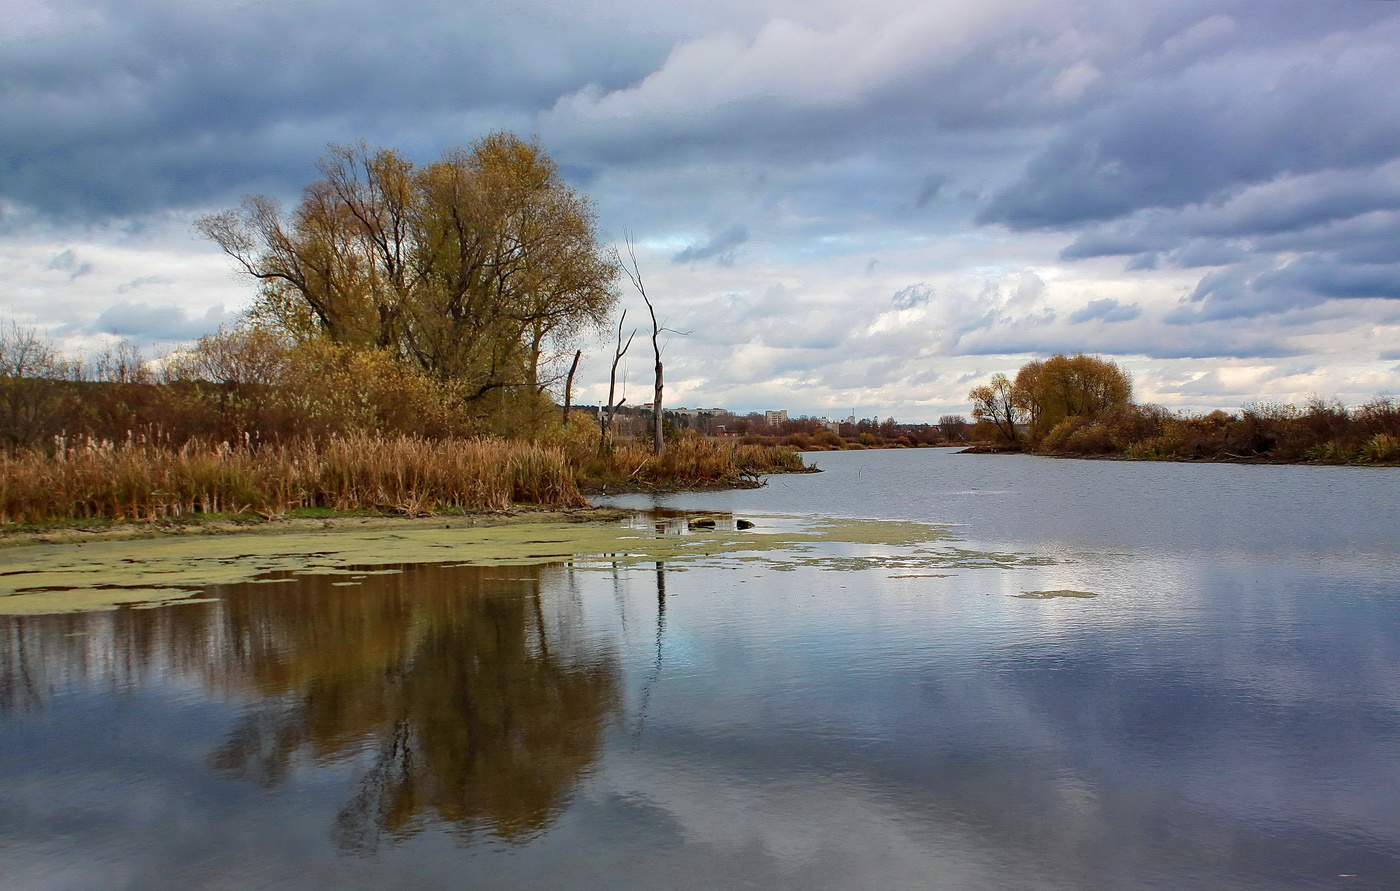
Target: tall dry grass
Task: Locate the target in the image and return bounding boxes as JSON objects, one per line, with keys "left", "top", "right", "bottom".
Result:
{"left": 0, "top": 435, "right": 585, "bottom": 525}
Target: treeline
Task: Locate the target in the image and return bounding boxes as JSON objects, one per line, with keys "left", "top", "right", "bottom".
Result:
{"left": 724, "top": 416, "right": 970, "bottom": 450}
{"left": 592, "top": 406, "right": 971, "bottom": 450}
{"left": 968, "top": 353, "right": 1400, "bottom": 464}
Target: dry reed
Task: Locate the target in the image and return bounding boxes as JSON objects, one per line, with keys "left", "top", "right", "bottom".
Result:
{"left": 576, "top": 438, "right": 807, "bottom": 489}
{"left": 1, "top": 434, "right": 585, "bottom": 525}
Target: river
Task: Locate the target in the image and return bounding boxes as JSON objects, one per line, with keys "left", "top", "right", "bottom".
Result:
{"left": 2, "top": 448, "right": 1398, "bottom": 889}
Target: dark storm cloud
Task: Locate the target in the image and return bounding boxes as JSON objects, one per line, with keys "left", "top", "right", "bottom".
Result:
{"left": 980, "top": 10, "right": 1400, "bottom": 231}
{"left": 1, "top": 0, "right": 671, "bottom": 217}
{"left": 1006, "top": 6, "right": 1400, "bottom": 323}
{"left": 1258, "top": 259, "right": 1400, "bottom": 302}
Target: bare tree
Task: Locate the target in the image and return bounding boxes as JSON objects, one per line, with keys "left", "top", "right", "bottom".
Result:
{"left": 0, "top": 323, "right": 77, "bottom": 447}
{"left": 599, "top": 312, "right": 634, "bottom": 455}
{"left": 621, "top": 235, "right": 664, "bottom": 455}
{"left": 968, "top": 373, "right": 1022, "bottom": 444}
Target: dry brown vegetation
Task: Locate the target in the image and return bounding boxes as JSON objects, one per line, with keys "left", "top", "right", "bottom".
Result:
{"left": 0, "top": 428, "right": 811, "bottom": 526}
{"left": 0, "top": 435, "right": 585, "bottom": 525}
{"left": 0, "top": 326, "right": 808, "bottom": 526}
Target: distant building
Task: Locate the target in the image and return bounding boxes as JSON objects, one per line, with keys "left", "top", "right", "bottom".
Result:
{"left": 764, "top": 410, "right": 788, "bottom": 426}
{"left": 672, "top": 407, "right": 728, "bottom": 419}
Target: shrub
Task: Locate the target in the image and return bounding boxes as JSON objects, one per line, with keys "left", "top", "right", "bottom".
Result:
{"left": 1360, "top": 433, "right": 1400, "bottom": 464}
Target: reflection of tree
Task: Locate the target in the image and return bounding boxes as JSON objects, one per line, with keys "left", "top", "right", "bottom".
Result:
{"left": 631, "top": 561, "right": 668, "bottom": 741}
{"left": 1, "top": 562, "right": 619, "bottom": 849}
{"left": 206, "top": 563, "right": 621, "bottom": 848}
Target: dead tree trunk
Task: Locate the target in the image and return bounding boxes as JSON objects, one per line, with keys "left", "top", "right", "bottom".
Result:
{"left": 561, "top": 349, "right": 581, "bottom": 424}
{"left": 599, "top": 313, "right": 634, "bottom": 456}
{"left": 649, "top": 302, "right": 663, "bottom": 456}
{"left": 623, "top": 235, "right": 665, "bottom": 456}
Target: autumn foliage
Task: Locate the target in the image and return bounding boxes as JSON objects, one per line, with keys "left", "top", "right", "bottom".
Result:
{"left": 968, "top": 354, "right": 1400, "bottom": 464}
{"left": 0, "top": 325, "right": 807, "bottom": 525}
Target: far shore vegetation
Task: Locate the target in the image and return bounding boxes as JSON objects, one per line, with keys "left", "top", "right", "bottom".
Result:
{"left": 968, "top": 353, "right": 1400, "bottom": 465}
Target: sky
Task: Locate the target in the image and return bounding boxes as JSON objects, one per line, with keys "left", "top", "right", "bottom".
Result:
{"left": 4, "top": 0, "right": 1400, "bottom": 422}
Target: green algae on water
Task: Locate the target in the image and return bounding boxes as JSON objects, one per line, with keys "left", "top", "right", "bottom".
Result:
{"left": 0, "top": 514, "right": 1051, "bottom": 615}
{"left": 1015, "top": 589, "right": 1099, "bottom": 599}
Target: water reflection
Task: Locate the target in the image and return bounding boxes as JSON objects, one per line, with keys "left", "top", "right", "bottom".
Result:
{"left": 2, "top": 563, "right": 621, "bottom": 849}
{"left": 620, "top": 507, "right": 755, "bottom": 536}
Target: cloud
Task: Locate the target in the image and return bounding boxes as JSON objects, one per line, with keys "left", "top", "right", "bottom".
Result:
{"left": 116, "top": 275, "right": 174, "bottom": 294}
{"left": 46, "top": 248, "right": 93, "bottom": 278}
{"left": 980, "top": 10, "right": 1400, "bottom": 231}
{"left": 913, "top": 174, "right": 947, "bottom": 209}
{"left": 92, "top": 302, "right": 228, "bottom": 340}
{"left": 1069, "top": 298, "right": 1141, "bottom": 324}
{"left": 672, "top": 224, "right": 750, "bottom": 264}
{"left": 6, "top": 0, "right": 1400, "bottom": 417}
{"left": 0, "top": 0, "right": 676, "bottom": 217}
{"left": 891, "top": 283, "right": 934, "bottom": 309}
{"left": 1168, "top": 256, "right": 1400, "bottom": 323}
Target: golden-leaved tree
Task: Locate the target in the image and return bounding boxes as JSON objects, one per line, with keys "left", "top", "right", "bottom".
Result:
{"left": 969, "top": 353, "right": 1133, "bottom": 447}
{"left": 198, "top": 134, "right": 618, "bottom": 415}
{"left": 1014, "top": 353, "right": 1132, "bottom": 443}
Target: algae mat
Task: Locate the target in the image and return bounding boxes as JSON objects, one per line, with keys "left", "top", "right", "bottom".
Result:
{"left": 0, "top": 514, "right": 1053, "bottom": 615}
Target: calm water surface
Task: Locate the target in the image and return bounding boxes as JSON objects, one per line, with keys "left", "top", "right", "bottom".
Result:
{"left": 3, "top": 449, "right": 1400, "bottom": 889}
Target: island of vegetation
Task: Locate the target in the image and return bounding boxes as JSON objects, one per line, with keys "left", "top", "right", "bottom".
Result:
{"left": 0, "top": 135, "right": 805, "bottom": 531}
{"left": 966, "top": 353, "right": 1400, "bottom": 464}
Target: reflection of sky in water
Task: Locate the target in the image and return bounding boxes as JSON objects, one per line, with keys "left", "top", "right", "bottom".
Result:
{"left": 3, "top": 450, "right": 1400, "bottom": 888}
